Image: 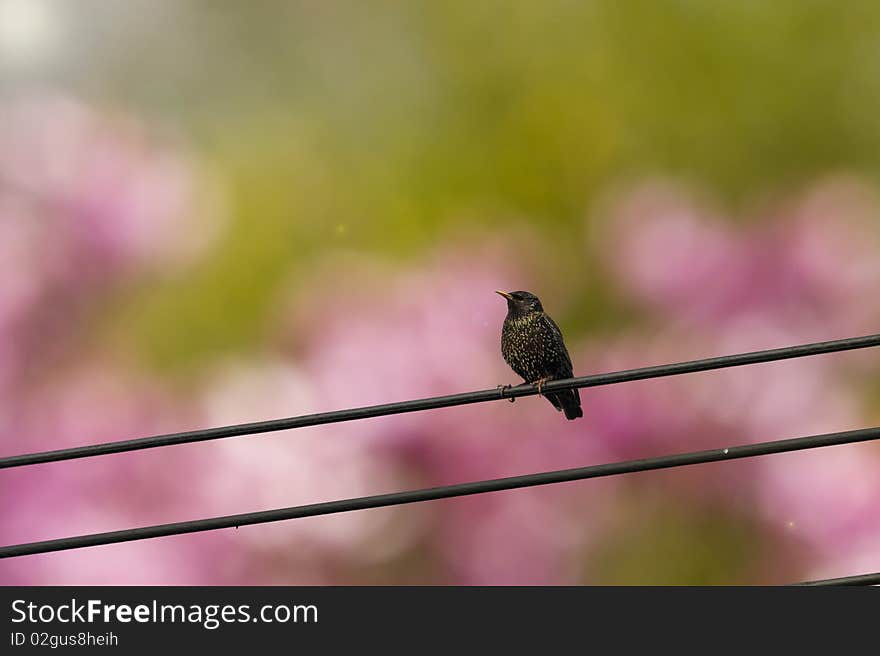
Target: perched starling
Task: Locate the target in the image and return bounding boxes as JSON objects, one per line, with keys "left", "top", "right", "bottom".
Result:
{"left": 496, "top": 290, "right": 583, "bottom": 420}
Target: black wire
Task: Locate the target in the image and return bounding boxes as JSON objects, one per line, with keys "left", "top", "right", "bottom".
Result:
{"left": 2, "top": 425, "right": 879, "bottom": 559}
{"left": 3, "top": 333, "right": 880, "bottom": 470}
{"left": 795, "top": 572, "right": 880, "bottom": 586}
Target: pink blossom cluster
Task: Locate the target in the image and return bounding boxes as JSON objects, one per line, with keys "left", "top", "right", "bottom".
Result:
{"left": 0, "top": 95, "right": 220, "bottom": 584}
{"left": 0, "top": 95, "right": 215, "bottom": 396}
{"left": 601, "top": 180, "right": 880, "bottom": 580}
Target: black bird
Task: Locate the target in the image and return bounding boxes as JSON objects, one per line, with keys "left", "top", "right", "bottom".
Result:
{"left": 496, "top": 290, "right": 583, "bottom": 420}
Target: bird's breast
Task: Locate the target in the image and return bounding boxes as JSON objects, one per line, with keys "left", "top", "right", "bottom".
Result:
{"left": 501, "top": 313, "right": 553, "bottom": 380}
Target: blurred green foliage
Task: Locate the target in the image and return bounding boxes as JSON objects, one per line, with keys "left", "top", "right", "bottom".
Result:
{"left": 589, "top": 502, "right": 764, "bottom": 585}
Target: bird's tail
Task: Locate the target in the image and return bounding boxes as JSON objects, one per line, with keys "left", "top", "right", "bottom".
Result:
{"left": 547, "top": 388, "right": 583, "bottom": 420}
{"left": 563, "top": 405, "right": 583, "bottom": 420}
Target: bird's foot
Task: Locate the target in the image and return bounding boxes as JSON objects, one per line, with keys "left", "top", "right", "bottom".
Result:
{"left": 496, "top": 384, "right": 516, "bottom": 403}
{"left": 533, "top": 377, "right": 551, "bottom": 397}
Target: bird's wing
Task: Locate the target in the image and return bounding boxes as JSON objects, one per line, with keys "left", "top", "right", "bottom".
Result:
{"left": 542, "top": 313, "right": 574, "bottom": 375}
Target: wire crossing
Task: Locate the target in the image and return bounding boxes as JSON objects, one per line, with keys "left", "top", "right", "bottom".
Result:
{"left": 3, "top": 332, "right": 880, "bottom": 470}
{"left": 2, "top": 425, "right": 879, "bottom": 559}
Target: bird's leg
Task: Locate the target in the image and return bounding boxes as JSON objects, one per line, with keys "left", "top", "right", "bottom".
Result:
{"left": 533, "top": 376, "right": 551, "bottom": 397}
{"left": 496, "top": 384, "right": 516, "bottom": 403}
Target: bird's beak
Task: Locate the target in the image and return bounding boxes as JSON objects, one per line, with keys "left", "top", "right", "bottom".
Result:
{"left": 495, "top": 290, "right": 513, "bottom": 301}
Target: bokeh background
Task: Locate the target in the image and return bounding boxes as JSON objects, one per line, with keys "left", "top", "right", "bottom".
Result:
{"left": 2, "top": 0, "right": 880, "bottom": 584}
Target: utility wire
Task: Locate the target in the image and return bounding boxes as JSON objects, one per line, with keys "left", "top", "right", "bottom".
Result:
{"left": 2, "top": 425, "right": 879, "bottom": 558}
{"left": 795, "top": 572, "right": 880, "bottom": 586}
{"left": 3, "top": 333, "right": 880, "bottom": 470}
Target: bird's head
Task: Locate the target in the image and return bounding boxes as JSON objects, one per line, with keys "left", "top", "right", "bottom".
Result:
{"left": 495, "top": 290, "right": 544, "bottom": 315}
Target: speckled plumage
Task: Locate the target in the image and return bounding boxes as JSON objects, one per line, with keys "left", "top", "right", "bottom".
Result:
{"left": 497, "top": 290, "right": 583, "bottom": 420}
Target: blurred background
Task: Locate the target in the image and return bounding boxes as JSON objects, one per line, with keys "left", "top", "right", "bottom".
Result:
{"left": 2, "top": 0, "right": 880, "bottom": 584}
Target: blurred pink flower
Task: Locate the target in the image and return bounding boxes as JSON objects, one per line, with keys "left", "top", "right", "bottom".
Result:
{"left": 810, "top": 532, "right": 880, "bottom": 581}
{"left": 600, "top": 183, "right": 749, "bottom": 324}
{"left": 0, "top": 94, "right": 215, "bottom": 271}
{"left": 768, "top": 180, "right": 880, "bottom": 336}
{"left": 603, "top": 180, "right": 880, "bottom": 340}
{"left": 0, "top": 93, "right": 223, "bottom": 584}
{"left": 756, "top": 443, "right": 880, "bottom": 555}
{"left": 195, "top": 359, "right": 420, "bottom": 583}
{"left": 0, "top": 94, "right": 218, "bottom": 396}
{"left": 600, "top": 179, "right": 880, "bottom": 580}
{"left": 0, "top": 363, "right": 219, "bottom": 585}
